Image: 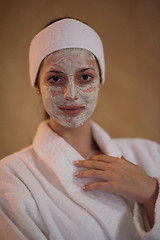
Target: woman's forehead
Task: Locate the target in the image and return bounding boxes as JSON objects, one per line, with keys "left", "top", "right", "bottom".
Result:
{"left": 43, "top": 48, "right": 97, "bottom": 67}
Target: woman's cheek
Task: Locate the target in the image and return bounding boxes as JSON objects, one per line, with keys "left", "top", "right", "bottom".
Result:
{"left": 83, "top": 86, "right": 97, "bottom": 93}
{"left": 78, "top": 79, "right": 100, "bottom": 101}
{"left": 40, "top": 86, "right": 61, "bottom": 115}
{"left": 49, "top": 86, "right": 63, "bottom": 98}
{"left": 79, "top": 87, "right": 99, "bottom": 103}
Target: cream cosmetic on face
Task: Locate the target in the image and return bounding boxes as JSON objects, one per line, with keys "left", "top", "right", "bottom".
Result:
{"left": 39, "top": 49, "right": 101, "bottom": 128}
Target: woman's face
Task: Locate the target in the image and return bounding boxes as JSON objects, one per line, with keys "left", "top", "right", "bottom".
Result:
{"left": 38, "top": 48, "right": 101, "bottom": 128}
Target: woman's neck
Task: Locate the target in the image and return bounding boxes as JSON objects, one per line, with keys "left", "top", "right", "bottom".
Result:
{"left": 49, "top": 118, "right": 101, "bottom": 158}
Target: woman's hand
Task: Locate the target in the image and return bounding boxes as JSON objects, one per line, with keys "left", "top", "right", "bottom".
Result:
{"left": 73, "top": 154, "right": 156, "bottom": 203}
{"left": 73, "top": 154, "right": 158, "bottom": 226}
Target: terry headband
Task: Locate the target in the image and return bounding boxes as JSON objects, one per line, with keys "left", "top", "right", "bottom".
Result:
{"left": 29, "top": 18, "right": 105, "bottom": 87}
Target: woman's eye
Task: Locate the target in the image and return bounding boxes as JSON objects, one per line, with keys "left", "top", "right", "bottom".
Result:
{"left": 81, "top": 75, "right": 93, "bottom": 82}
{"left": 48, "top": 76, "right": 60, "bottom": 83}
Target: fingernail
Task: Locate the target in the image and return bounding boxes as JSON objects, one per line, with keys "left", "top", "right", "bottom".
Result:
{"left": 82, "top": 185, "right": 87, "bottom": 190}
{"left": 85, "top": 157, "right": 90, "bottom": 160}
{"left": 74, "top": 171, "right": 79, "bottom": 176}
{"left": 73, "top": 161, "right": 79, "bottom": 165}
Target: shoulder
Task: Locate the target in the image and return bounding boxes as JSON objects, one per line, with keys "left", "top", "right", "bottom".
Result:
{"left": 0, "top": 146, "right": 35, "bottom": 190}
{"left": 0, "top": 120, "right": 50, "bottom": 170}
{"left": 0, "top": 145, "right": 34, "bottom": 168}
{"left": 113, "top": 138, "right": 160, "bottom": 157}
{"left": 113, "top": 138, "right": 160, "bottom": 175}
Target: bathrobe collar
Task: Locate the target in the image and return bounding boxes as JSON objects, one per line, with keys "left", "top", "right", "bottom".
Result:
{"left": 33, "top": 120, "right": 137, "bottom": 240}
{"left": 33, "top": 120, "right": 122, "bottom": 161}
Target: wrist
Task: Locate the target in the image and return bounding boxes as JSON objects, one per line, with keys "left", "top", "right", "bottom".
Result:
{"left": 142, "top": 178, "right": 159, "bottom": 227}
{"left": 143, "top": 178, "right": 158, "bottom": 206}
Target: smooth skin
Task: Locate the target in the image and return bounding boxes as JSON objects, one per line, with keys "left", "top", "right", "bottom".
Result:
{"left": 73, "top": 155, "right": 158, "bottom": 227}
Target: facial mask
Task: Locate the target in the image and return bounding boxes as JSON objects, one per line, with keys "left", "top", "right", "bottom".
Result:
{"left": 39, "top": 49, "right": 100, "bottom": 128}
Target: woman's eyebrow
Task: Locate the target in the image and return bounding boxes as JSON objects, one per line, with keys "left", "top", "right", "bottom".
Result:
{"left": 46, "top": 68, "right": 95, "bottom": 74}
{"left": 79, "top": 68, "right": 95, "bottom": 72}
{"left": 47, "top": 70, "right": 64, "bottom": 74}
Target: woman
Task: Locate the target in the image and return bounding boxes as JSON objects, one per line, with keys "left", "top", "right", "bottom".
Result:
{"left": 0, "top": 18, "right": 160, "bottom": 240}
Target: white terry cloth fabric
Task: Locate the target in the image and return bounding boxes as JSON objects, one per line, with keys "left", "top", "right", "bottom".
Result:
{"left": 0, "top": 120, "right": 160, "bottom": 240}
{"left": 29, "top": 18, "right": 105, "bottom": 87}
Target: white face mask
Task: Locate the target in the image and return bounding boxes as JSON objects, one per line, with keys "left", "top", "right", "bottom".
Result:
{"left": 39, "top": 49, "right": 101, "bottom": 128}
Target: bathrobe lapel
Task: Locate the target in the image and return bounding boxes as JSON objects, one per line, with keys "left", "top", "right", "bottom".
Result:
{"left": 33, "top": 121, "right": 138, "bottom": 240}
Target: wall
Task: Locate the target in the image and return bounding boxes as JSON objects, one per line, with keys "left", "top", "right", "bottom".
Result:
{"left": 0, "top": 0, "right": 160, "bottom": 159}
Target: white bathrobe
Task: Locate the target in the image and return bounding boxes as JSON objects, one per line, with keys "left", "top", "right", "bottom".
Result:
{"left": 0, "top": 120, "right": 160, "bottom": 240}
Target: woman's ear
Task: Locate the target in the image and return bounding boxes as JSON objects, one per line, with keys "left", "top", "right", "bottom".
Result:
{"left": 34, "top": 85, "right": 41, "bottom": 95}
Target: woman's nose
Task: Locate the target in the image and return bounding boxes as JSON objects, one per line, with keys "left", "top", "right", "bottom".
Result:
{"left": 64, "top": 77, "right": 78, "bottom": 101}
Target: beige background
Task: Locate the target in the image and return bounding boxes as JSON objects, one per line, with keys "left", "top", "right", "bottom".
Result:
{"left": 0, "top": 0, "right": 160, "bottom": 159}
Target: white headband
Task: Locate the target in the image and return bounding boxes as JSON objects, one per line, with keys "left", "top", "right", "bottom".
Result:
{"left": 29, "top": 18, "right": 105, "bottom": 87}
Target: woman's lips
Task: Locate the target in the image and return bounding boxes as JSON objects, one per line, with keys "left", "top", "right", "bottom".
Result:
{"left": 59, "top": 105, "right": 85, "bottom": 116}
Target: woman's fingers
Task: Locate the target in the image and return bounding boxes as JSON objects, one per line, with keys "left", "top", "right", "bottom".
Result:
{"left": 74, "top": 169, "right": 109, "bottom": 181}
{"left": 91, "top": 154, "right": 118, "bottom": 163}
{"left": 73, "top": 154, "right": 157, "bottom": 204}
{"left": 73, "top": 160, "right": 108, "bottom": 170}
{"left": 73, "top": 155, "right": 123, "bottom": 182}
{"left": 83, "top": 182, "right": 113, "bottom": 191}
{"left": 73, "top": 154, "right": 121, "bottom": 170}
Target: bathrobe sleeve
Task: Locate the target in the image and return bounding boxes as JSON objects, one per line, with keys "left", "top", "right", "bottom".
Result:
{"left": 133, "top": 179, "right": 160, "bottom": 240}
{"left": 114, "top": 138, "right": 160, "bottom": 240}
{"left": 0, "top": 156, "right": 48, "bottom": 240}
